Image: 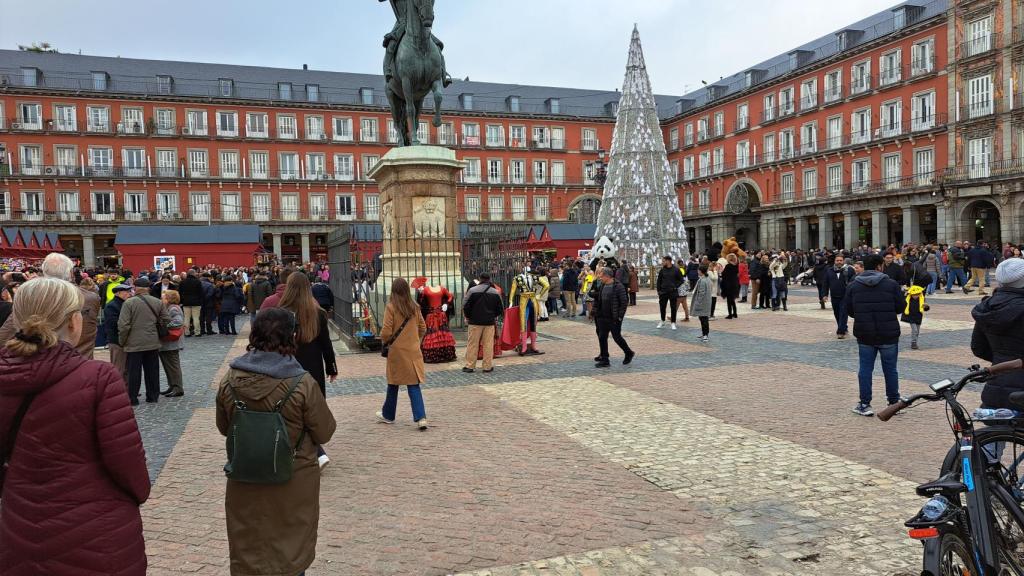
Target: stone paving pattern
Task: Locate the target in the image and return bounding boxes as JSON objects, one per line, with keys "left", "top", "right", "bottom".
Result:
{"left": 127, "top": 286, "right": 995, "bottom": 575}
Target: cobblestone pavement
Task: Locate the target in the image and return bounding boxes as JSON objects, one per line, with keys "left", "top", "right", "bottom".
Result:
{"left": 130, "top": 286, "right": 992, "bottom": 575}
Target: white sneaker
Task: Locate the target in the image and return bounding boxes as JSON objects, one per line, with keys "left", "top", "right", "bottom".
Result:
{"left": 671, "top": 323, "right": 677, "bottom": 330}
{"left": 417, "top": 418, "right": 429, "bottom": 430}
{"left": 317, "top": 454, "right": 330, "bottom": 470}
{"left": 656, "top": 322, "right": 664, "bottom": 329}
{"left": 375, "top": 411, "right": 394, "bottom": 424}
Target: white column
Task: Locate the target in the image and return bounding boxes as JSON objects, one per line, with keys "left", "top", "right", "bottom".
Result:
{"left": 272, "top": 233, "right": 283, "bottom": 260}
{"left": 903, "top": 206, "right": 921, "bottom": 245}
{"left": 872, "top": 209, "right": 889, "bottom": 249}
{"left": 844, "top": 212, "right": 858, "bottom": 251}
{"left": 794, "top": 216, "right": 809, "bottom": 250}
{"left": 82, "top": 234, "right": 95, "bottom": 267}
{"left": 300, "top": 233, "right": 311, "bottom": 263}
{"left": 818, "top": 216, "right": 834, "bottom": 250}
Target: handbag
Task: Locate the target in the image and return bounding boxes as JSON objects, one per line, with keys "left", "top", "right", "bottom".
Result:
{"left": 1, "top": 394, "right": 37, "bottom": 496}
{"left": 381, "top": 315, "right": 411, "bottom": 358}
{"left": 140, "top": 296, "right": 171, "bottom": 340}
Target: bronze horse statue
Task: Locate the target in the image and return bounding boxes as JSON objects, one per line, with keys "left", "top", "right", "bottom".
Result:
{"left": 384, "top": 0, "right": 445, "bottom": 147}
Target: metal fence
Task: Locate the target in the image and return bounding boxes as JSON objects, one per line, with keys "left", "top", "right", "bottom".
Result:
{"left": 328, "top": 223, "right": 530, "bottom": 349}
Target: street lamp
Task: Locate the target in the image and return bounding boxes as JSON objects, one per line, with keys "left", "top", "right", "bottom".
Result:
{"left": 586, "top": 149, "right": 608, "bottom": 187}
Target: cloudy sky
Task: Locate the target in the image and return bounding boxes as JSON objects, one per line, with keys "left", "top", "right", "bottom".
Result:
{"left": 1, "top": 0, "right": 901, "bottom": 96}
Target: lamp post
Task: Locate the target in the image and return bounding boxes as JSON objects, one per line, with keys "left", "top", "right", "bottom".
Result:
{"left": 586, "top": 149, "right": 608, "bottom": 187}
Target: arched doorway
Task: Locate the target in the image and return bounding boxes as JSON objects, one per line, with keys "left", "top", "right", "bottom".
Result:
{"left": 961, "top": 200, "right": 1002, "bottom": 244}
{"left": 568, "top": 195, "right": 601, "bottom": 224}
{"left": 726, "top": 180, "right": 762, "bottom": 248}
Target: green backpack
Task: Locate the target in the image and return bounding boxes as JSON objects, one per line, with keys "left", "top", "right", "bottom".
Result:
{"left": 223, "top": 374, "right": 307, "bottom": 484}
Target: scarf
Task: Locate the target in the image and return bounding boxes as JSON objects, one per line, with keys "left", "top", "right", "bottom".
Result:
{"left": 904, "top": 285, "right": 925, "bottom": 316}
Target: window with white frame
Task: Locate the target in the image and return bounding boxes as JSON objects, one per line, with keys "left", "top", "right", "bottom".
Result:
{"left": 92, "top": 191, "right": 115, "bottom": 220}
{"left": 713, "top": 112, "right": 725, "bottom": 136}
{"left": 305, "top": 115, "right": 325, "bottom": 140}
{"left": 779, "top": 130, "right": 794, "bottom": 159}
{"left": 800, "top": 79, "right": 817, "bottom": 110}
{"left": 18, "top": 103, "right": 41, "bottom": 129}
{"left": 463, "top": 158, "right": 480, "bottom": 183}
{"left": 825, "top": 69, "right": 842, "bottom": 102}
{"left": 156, "top": 149, "right": 177, "bottom": 178}
{"left": 852, "top": 159, "right": 870, "bottom": 190}
{"left": 880, "top": 50, "right": 901, "bottom": 85}
{"left": 335, "top": 194, "right": 355, "bottom": 220}
{"left": 463, "top": 123, "right": 481, "bottom": 146}
{"left": 551, "top": 161, "right": 565, "bottom": 185}
{"left": 218, "top": 151, "right": 239, "bottom": 178}
{"left": 21, "top": 191, "right": 43, "bottom": 219}
{"left": 58, "top": 191, "right": 80, "bottom": 219}
{"left": 684, "top": 123, "right": 694, "bottom": 145}
{"left": 279, "top": 152, "right": 299, "bottom": 179}
{"left": 669, "top": 127, "right": 679, "bottom": 150}
{"left": 188, "top": 150, "right": 209, "bottom": 177}
{"left": 827, "top": 164, "right": 843, "bottom": 195}
{"left": 699, "top": 189, "right": 710, "bottom": 212}
{"left": 912, "top": 91, "right": 935, "bottom": 130}
{"left": 120, "top": 108, "right": 144, "bottom": 134}
{"left": 219, "top": 79, "right": 233, "bottom": 97}
{"left": 386, "top": 120, "right": 399, "bottom": 144}
{"left": 967, "top": 75, "right": 993, "bottom": 118}
{"left": 736, "top": 141, "right": 750, "bottom": 169}
{"left": 763, "top": 94, "right": 776, "bottom": 121}
{"left": 851, "top": 108, "right": 871, "bottom": 144}
{"left": 509, "top": 125, "right": 526, "bottom": 148}
{"left": 251, "top": 193, "right": 270, "bottom": 221}
{"left": 157, "top": 192, "right": 178, "bottom": 219}
{"left": 246, "top": 113, "right": 268, "bottom": 138}
{"left": 277, "top": 115, "right": 297, "bottom": 139}
{"left": 122, "top": 148, "right": 145, "bottom": 177}
{"left": 533, "top": 196, "right": 549, "bottom": 220}
{"left": 800, "top": 123, "right": 817, "bottom": 154}
{"left": 87, "top": 105, "right": 110, "bottom": 132}
{"left": 438, "top": 122, "right": 455, "bottom": 146}
{"left": 55, "top": 146, "right": 76, "bottom": 175}
{"left": 802, "top": 168, "right": 817, "bottom": 199}
{"left": 155, "top": 109, "right": 175, "bottom": 135}
{"left": 968, "top": 136, "right": 991, "bottom": 178}
{"left": 54, "top": 104, "right": 77, "bottom": 131}
{"left": 280, "top": 194, "right": 299, "bottom": 220}
{"left": 683, "top": 156, "right": 695, "bottom": 180}
{"left": 360, "top": 118, "right": 378, "bottom": 142}
{"left": 531, "top": 126, "right": 548, "bottom": 148}
{"left": 684, "top": 191, "right": 693, "bottom": 214}
{"left": 883, "top": 153, "right": 901, "bottom": 188}
{"left": 249, "top": 151, "right": 268, "bottom": 179}
{"left": 362, "top": 154, "right": 379, "bottom": 177}
{"left": 583, "top": 161, "right": 596, "bottom": 185}
{"left": 306, "top": 153, "right": 326, "bottom": 179}
{"left": 488, "top": 159, "right": 503, "bottom": 183}
{"left": 881, "top": 100, "right": 902, "bottom": 137}
{"left": 19, "top": 145, "right": 41, "bottom": 175}
{"left": 464, "top": 196, "right": 481, "bottom": 221}
{"left": 914, "top": 148, "right": 935, "bottom": 184}
{"left": 670, "top": 160, "right": 679, "bottom": 180}
{"left": 532, "top": 160, "right": 547, "bottom": 184}
{"left": 912, "top": 39, "right": 935, "bottom": 75}
{"left": 779, "top": 87, "right": 794, "bottom": 115}
{"left": 486, "top": 124, "right": 505, "bottom": 147}
{"left": 488, "top": 196, "right": 504, "bottom": 221}
{"left": 712, "top": 148, "right": 724, "bottom": 174}
{"left": 763, "top": 133, "right": 775, "bottom": 163}
{"left": 699, "top": 151, "right": 710, "bottom": 176}
{"left": 582, "top": 128, "right": 598, "bottom": 150}
{"left": 737, "top": 103, "right": 749, "bottom": 130}
{"left": 332, "top": 117, "right": 353, "bottom": 141}
{"left": 157, "top": 75, "right": 173, "bottom": 95}
{"left": 124, "top": 191, "right": 146, "bottom": 219}
{"left": 417, "top": 121, "right": 429, "bottom": 143}
{"left": 511, "top": 196, "right": 526, "bottom": 221}
{"left": 511, "top": 160, "right": 525, "bottom": 184}
{"left": 88, "top": 147, "right": 112, "bottom": 176}
{"left": 309, "top": 194, "right": 326, "bottom": 219}
{"left": 334, "top": 154, "right": 354, "bottom": 180}
{"left": 852, "top": 60, "right": 871, "bottom": 94}
{"left": 697, "top": 117, "right": 708, "bottom": 140}
{"left": 185, "top": 110, "right": 207, "bottom": 135}
{"left": 550, "top": 127, "right": 565, "bottom": 149}
{"left": 965, "top": 16, "right": 993, "bottom": 57}
{"left": 216, "top": 111, "right": 237, "bottom": 137}
{"left": 780, "top": 173, "right": 795, "bottom": 201}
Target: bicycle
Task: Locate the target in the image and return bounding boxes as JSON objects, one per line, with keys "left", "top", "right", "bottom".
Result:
{"left": 877, "top": 358, "right": 1024, "bottom": 575}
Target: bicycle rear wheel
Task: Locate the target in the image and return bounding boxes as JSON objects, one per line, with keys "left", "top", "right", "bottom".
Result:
{"left": 989, "top": 480, "right": 1024, "bottom": 575}
{"left": 935, "top": 530, "right": 979, "bottom": 576}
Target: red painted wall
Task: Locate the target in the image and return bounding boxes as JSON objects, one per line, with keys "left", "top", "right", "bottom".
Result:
{"left": 115, "top": 242, "right": 262, "bottom": 272}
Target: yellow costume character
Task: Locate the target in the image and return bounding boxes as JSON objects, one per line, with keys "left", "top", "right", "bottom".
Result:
{"left": 508, "top": 270, "right": 548, "bottom": 355}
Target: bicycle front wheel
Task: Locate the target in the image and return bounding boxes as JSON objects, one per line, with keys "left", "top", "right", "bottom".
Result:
{"left": 989, "top": 480, "right": 1024, "bottom": 575}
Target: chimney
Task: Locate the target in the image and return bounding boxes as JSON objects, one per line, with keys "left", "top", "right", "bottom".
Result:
{"left": 302, "top": 64, "right": 308, "bottom": 71}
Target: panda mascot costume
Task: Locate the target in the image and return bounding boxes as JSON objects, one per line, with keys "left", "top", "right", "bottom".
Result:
{"left": 589, "top": 236, "right": 621, "bottom": 275}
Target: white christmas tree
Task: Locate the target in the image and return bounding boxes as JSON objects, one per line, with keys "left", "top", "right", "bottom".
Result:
{"left": 595, "top": 26, "right": 689, "bottom": 267}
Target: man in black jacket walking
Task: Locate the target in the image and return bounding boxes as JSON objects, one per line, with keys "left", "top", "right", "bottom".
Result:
{"left": 847, "top": 254, "right": 904, "bottom": 416}
{"left": 178, "top": 270, "right": 203, "bottom": 337}
{"left": 593, "top": 267, "right": 634, "bottom": 368}
{"left": 655, "top": 256, "right": 685, "bottom": 330}
{"left": 462, "top": 273, "right": 504, "bottom": 373}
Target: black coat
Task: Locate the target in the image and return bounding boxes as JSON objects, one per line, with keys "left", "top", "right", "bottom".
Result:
{"left": 720, "top": 263, "right": 740, "bottom": 298}
{"left": 883, "top": 263, "right": 905, "bottom": 286}
{"left": 178, "top": 276, "right": 203, "bottom": 306}
{"left": 463, "top": 282, "right": 503, "bottom": 325}
{"left": 655, "top": 265, "right": 684, "bottom": 296}
{"left": 972, "top": 288, "right": 1024, "bottom": 409}
{"left": 217, "top": 283, "right": 244, "bottom": 314}
{"left": 200, "top": 279, "right": 216, "bottom": 305}
{"left": 846, "top": 271, "right": 904, "bottom": 346}
{"left": 822, "top": 266, "right": 857, "bottom": 300}
{"left": 561, "top": 268, "right": 579, "bottom": 292}
{"left": 594, "top": 280, "right": 628, "bottom": 322}
{"left": 103, "top": 297, "right": 124, "bottom": 344}
{"left": 685, "top": 262, "right": 699, "bottom": 284}
{"left": 312, "top": 283, "right": 334, "bottom": 311}
{"left": 293, "top": 311, "right": 337, "bottom": 397}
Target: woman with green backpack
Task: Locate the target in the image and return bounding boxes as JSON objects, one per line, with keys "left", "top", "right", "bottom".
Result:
{"left": 216, "top": 308, "right": 336, "bottom": 576}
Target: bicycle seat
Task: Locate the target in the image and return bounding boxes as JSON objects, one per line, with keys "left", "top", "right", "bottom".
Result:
{"left": 1010, "top": 391, "right": 1024, "bottom": 411}
{"left": 916, "top": 474, "right": 966, "bottom": 497}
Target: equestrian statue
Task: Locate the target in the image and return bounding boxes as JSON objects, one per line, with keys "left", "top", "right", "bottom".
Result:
{"left": 379, "top": 0, "right": 452, "bottom": 147}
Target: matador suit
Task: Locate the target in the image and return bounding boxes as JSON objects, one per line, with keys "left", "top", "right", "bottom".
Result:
{"left": 508, "top": 270, "right": 548, "bottom": 356}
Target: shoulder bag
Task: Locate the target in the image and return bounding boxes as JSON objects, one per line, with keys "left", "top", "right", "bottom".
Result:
{"left": 140, "top": 296, "right": 171, "bottom": 340}
{"left": 1, "top": 394, "right": 38, "bottom": 496}
{"left": 381, "top": 315, "right": 411, "bottom": 358}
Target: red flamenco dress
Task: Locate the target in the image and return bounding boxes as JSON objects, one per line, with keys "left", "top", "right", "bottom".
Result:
{"left": 417, "top": 284, "right": 457, "bottom": 363}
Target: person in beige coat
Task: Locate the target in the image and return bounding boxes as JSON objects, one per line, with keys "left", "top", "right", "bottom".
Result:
{"left": 376, "top": 277, "right": 429, "bottom": 430}
{"left": 216, "top": 308, "right": 336, "bottom": 576}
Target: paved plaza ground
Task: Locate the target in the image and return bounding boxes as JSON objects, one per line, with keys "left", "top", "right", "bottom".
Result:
{"left": 114, "top": 285, "right": 992, "bottom": 575}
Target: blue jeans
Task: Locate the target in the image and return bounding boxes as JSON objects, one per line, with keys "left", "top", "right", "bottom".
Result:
{"left": 832, "top": 298, "right": 848, "bottom": 335}
{"left": 381, "top": 384, "right": 426, "bottom": 422}
{"left": 946, "top": 268, "right": 967, "bottom": 292}
{"left": 927, "top": 272, "right": 938, "bottom": 295}
{"left": 858, "top": 343, "right": 900, "bottom": 406}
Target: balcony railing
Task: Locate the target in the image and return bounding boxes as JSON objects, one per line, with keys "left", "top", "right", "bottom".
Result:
{"left": 7, "top": 118, "right": 43, "bottom": 131}
{"left": 879, "top": 67, "right": 902, "bottom": 86}
{"left": 959, "top": 33, "right": 999, "bottom": 59}
{"left": 799, "top": 93, "right": 818, "bottom": 111}
{"left": 823, "top": 86, "right": 843, "bottom": 104}
{"left": 944, "top": 157, "right": 1024, "bottom": 182}
{"left": 910, "top": 55, "right": 937, "bottom": 77}
{"left": 850, "top": 76, "right": 871, "bottom": 95}
{"left": 961, "top": 100, "right": 997, "bottom": 120}
{"left": 117, "top": 122, "right": 146, "bottom": 135}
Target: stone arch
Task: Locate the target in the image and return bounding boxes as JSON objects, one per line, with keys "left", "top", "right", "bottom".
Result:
{"left": 725, "top": 178, "right": 763, "bottom": 215}
{"left": 568, "top": 193, "right": 602, "bottom": 224}
{"left": 958, "top": 199, "right": 1003, "bottom": 244}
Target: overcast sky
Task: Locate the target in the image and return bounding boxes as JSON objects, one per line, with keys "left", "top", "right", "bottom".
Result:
{"left": 1, "top": 0, "right": 901, "bottom": 97}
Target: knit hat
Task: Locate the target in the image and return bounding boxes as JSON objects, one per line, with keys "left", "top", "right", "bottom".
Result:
{"left": 996, "top": 258, "right": 1024, "bottom": 289}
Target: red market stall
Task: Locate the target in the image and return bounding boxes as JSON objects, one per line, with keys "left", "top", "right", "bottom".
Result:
{"left": 114, "top": 225, "right": 263, "bottom": 272}
{"left": 534, "top": 224, "right": 596, "bottom": 260}
{"left": 1, "top": 227, "right": 58, "bottom": 259}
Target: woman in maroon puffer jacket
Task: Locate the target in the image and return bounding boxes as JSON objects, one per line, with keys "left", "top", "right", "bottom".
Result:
{"left": 0, "top": 277, "right": 150, "bottom": 576}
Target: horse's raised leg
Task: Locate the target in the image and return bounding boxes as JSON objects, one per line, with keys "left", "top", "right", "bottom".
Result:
{"left": 431, "top": 79, "right": 443, "bottom": 128}
{"left": 402, "top": 76, "right": 419, "bottom": 146}
{"left": 386, "top": 87, "right": 408, "bottom": 146}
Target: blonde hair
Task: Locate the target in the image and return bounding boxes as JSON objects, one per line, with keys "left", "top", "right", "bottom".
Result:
{"left": 5, "top": 278, "right": 83, "bottom": 357}
{"left": 162, "top": 289, "right": 181, "bottom": 305}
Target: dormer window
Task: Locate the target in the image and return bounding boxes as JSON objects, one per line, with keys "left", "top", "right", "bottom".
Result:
{"left": 789, "top": 50, "right": 813, "bottom": 70}
{"left": 91, "top": 71, "right": 108, "bottom": 91}
{"left": 156, "top": 75, "right": 173, "bottom": 95}
{"left": 278, "top": 82, "right": 292, "bottom": 100}
{"left": 21, "top": 67, "right": 39, "bottom": 87}
{"left": 606, "top": 101, "right": 619, "bottom": 117}
{"left": 745, "top": 71, "right": 754, "bottom": 88}
{"left": 219, "top": 79, "right": 234, "bottom": 97}
{"left": 837, "top": 32, "right": 848, "bottom": 51}
{"left": 506, "top": 95, "right": 520, "bottom": 113}
{"left": 547, "top": 98, "right": 561, "bottom": 115}
{"left": 360, "top": 87, "right": 374, "bottom": 105}
{"left": 306, "top": 84, "right": 319, "bottom": 102}
{"left": 460, "top": 93, "right": 473, "bottom": 111}
{"left": 894, "top": 7, "right": 907, "bottom": 30}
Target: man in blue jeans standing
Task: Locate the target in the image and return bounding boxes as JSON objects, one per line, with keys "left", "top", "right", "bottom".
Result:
{"left": 846, "top": 253, "right": 904, "bottom": 416}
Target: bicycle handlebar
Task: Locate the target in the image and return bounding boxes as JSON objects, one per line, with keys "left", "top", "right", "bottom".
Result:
{"left": 876, "top": 399, "right": 910, "bottom": 422}
{"left": 988, "top": 358, "right": 1024, "bottom": 376}
{"left": 876, "top": 360, "right": 1024, "bottom": 423}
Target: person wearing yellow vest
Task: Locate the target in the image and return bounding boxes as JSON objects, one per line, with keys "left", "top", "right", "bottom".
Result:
{"left": 900, "top": 285, "right": 930, "bottom": 350}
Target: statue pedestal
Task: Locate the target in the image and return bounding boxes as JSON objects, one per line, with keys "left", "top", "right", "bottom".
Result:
{"left": 368, "top": 145, "right": 467, "bottom": 311}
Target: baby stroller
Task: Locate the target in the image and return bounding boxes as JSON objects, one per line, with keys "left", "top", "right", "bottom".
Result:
{"left": 794, "top": 269, "right": 816, "bottom": 286}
